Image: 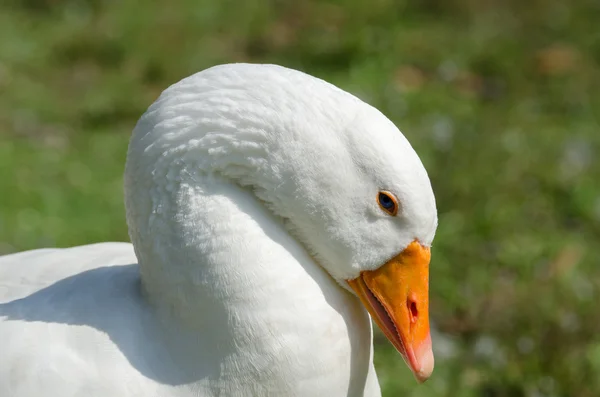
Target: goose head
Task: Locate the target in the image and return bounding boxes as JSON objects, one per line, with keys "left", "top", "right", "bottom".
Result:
{"left": 125, "top": 63, "right": 437, "bottom": 383}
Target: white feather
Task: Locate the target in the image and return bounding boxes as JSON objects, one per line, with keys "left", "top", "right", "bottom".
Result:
{"left": 0, "top": 63, "right": 437, "bottom": 396}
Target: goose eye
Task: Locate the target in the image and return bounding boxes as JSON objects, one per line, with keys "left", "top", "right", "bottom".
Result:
{"left": 377, "top": 191, "right": 399, "bottom": 216}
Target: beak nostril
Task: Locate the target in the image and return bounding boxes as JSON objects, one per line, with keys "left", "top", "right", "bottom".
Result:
{"left": 408, "top": 300, "right": 418, "bottom": 323}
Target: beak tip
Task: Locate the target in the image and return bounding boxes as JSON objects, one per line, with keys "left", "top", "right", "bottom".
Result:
{"left": 414, "top": 356, "right": 434, "bottom": 383}
{"left": 413, "top": 336, "right": 434, "bottom": 383}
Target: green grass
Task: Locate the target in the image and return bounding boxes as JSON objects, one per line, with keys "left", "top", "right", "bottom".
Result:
{"left": 1, "top": 0, "right": 600, "bottom": 395}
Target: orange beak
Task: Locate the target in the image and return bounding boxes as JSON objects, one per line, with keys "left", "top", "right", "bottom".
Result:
{"left": 347, "top": 240, "right": 434, "bottom": 383}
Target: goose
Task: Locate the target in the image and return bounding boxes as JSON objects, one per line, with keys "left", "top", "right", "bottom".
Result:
{"left": 0, "top": 63, "right": 437, "bottom": 396}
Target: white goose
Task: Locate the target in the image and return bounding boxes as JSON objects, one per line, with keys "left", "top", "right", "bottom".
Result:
{"left": 0, "top": 64, "right": 437, "bottom": 396}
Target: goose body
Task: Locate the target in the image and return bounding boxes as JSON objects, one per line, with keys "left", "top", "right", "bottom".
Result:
{"left": 0, "top": 64, "right": 437, "bottom": 396}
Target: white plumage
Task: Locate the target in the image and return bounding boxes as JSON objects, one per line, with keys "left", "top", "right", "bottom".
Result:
{"left": 0, "top": 64, "right": 437, "bottom": 396}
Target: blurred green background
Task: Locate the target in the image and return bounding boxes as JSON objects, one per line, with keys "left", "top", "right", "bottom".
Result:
{"left": 1, "top": 0, "right": 599, "bottom": 396}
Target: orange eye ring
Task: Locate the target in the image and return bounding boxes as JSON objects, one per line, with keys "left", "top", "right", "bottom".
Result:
{"left": 377, "top": 191, "right": 399, "bottom": 216}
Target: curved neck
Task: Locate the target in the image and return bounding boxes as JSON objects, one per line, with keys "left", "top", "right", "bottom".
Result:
{"left": 138, "top": 170, "right": 333, "bottom": 326}
{"left": 131, "top": 172, "right": 374, "bottom": 393}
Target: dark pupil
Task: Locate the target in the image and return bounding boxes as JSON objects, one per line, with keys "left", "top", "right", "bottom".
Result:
{"left": 379, "top": 193, "right": 393, "bottom": 209}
